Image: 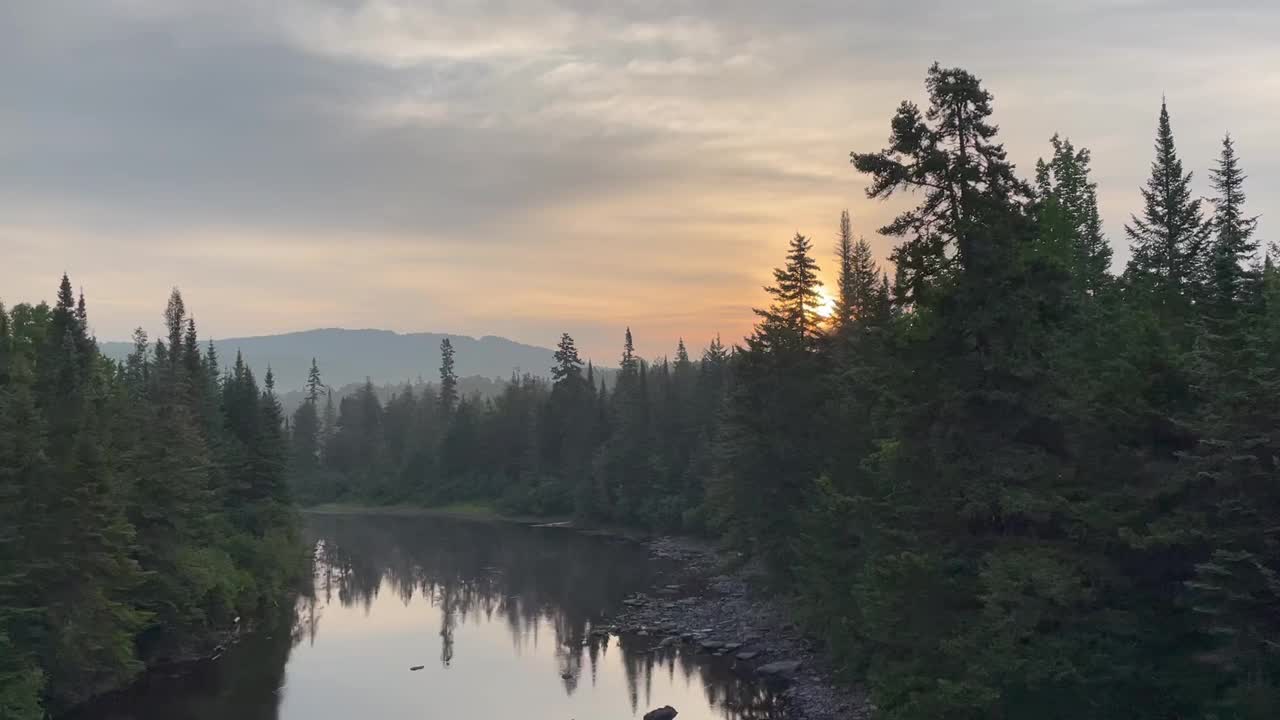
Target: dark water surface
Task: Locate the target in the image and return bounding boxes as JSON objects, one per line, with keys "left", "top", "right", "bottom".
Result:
{"left": 73, "top": 512, "right": 778, "bottom": 719}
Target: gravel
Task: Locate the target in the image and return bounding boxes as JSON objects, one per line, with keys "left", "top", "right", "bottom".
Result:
{"left": 601, "top": 536, "right": 872, "bottom": 720}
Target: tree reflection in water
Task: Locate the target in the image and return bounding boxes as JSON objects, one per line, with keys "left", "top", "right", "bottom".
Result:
{"left": 71, "top": 513, "right": 781, "bottom": 720}
{"left": 302, "top": 513, "right": 782, "bottom": 719}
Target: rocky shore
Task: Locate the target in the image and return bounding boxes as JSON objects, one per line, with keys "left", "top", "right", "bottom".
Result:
{"left": 596, "top": 536, "right": 871, "bottom": 720}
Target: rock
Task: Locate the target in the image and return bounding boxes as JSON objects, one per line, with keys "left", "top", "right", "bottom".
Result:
{"left": 723, "top": 642, "right": 742, "bottom": 651}
{"left": 409, "top": 665, "right": 425, "bottom": 671}
{"left": 756, "top": 660, "right": 802, "bottom": 677}
{"left": 561, "top": 671, "right": 573, "bottom": 680}
{"left": 698, "top": 640, "right": 724, "bottom": 651}
{"left": 736, "top": 650, "right": 760, "bottom": 661}
{"left": 659, "top": 636, "right": 681, "bottom": 648}
{"left": 643, "top": 705, "right": 678, "bottom": 720}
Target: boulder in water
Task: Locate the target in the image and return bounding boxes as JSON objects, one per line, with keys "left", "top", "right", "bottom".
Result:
{"left": 643, "top": 706, "right": 678, "bottom": 720}
{"left": 756, "top": 659, "right": 802, "bottom": 677}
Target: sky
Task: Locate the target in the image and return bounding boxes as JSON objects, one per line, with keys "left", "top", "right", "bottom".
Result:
{"left": 2, "top": 1, "right": 1277, "bottom": 361}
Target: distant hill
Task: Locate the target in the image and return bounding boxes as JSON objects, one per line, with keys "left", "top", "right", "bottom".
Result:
{"left": 99, "top": 328, "right": 562, "bottom": 392}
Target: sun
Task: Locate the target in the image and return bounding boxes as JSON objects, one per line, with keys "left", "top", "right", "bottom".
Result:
{"left": 812, "top": 287, "right": 837, "bottom": 319}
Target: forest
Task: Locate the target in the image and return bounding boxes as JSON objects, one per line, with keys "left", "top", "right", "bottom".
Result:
{"left": 288, "top": 64, "right": 1280, "bottom": 719}
{"left": 0, "top": 281, "right": 301, "bottom": 718}
{"left": 4, "top": 62, "right": 1278, "bottom": 719}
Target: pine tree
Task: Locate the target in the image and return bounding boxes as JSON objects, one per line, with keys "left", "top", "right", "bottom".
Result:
{"left": 853, "top": 63, "right": 1031, "bottom": 304}
{"left": 843, "top": 65, "right": 1104, "bottom": 720}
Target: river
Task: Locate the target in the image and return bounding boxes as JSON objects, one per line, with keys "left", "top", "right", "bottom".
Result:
{"left": 71, "top": 512, "right": 781, "bottom": 720}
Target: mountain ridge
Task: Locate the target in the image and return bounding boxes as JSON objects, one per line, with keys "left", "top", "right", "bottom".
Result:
{"left": 99, "top": 327, "right": 563, "bottom": 392}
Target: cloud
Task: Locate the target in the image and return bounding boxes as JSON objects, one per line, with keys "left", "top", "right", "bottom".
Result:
{"left": 2, "top": 0, "right": 1278, "bottom": 358}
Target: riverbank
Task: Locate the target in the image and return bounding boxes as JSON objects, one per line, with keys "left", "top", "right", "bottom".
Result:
{"left": 303, "top": 504, "right": 869, "bottom": 719}
{"left": 596, "top": 536, "right": 871, "bottom": 720}
{"left": 303, "top": 501, "right": 567, "bottom": 525}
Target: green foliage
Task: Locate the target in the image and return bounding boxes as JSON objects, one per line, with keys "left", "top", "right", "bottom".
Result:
{"left": 0, "top": 280, "right": 302, "bottom": 715}
{"left": 298, "top": 326, "right": 729, "bottom": 532}
{"left": 778, "top": 65, "right": 1279, "bottom": 720}
{"left": 1124, "top": 100, "right": 1208, "bottom": 327}
{"left": 103, "top": 61, "right": 1274, "bottom": 720}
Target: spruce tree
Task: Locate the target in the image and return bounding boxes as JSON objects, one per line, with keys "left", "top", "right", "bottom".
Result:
{"left": 1205, "top": 133, "right": 1259, "bottom": 315}
{"left": 0, "top": 306, "right": 45, "bottom": 720}
{"left": 1124, "top": 100, "right": 1206, "bottom": 320}
{"left": 754, "top": 233, "right": 823, "bottom": 346}
{"left": 675, "top": 338, "right": 690, "bottom": 365}
{"left": 714, "top": 234, "right": 827, "bottom": 573}
{"left": 164, "top": 288, "right": 186, "bottom": 370}
{"left": 833, "top": 211, "right": 879, "bottom": 333}
{"left": 620, "top": 327, "right": 638, "bottom": 376}
{"left": 845, "top": 64, "right": 1101, "bottom": 720}
{"left": 0, "top": 279, "right": 302, "bottom": 715}
{"left": 290, "top": 359, "right": 325, "bottom": 499}
{"left": 551, "top": 333, "right": 583, "bottom": 384}
{"left": 834, "top": 209, "right": 858, "bottom": 330}
{"left": 438, "top": 339, "right": 458, "bottom": 415}
{"left": 1035, "top": 134, "right": 1111, "bottom": 295}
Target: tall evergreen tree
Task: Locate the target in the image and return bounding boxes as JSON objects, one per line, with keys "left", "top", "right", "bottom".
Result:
{"left": 1205, "top": 133, "right": 1259, "bottom": 315}
{"left": 551, "top": 333, "right": 584, "bottom": 384}
{"left": 713, "top": 233, "right": 827, "bottom": 573}
{"left": 290, "top": 359, "right": 325, "bottom": 499}
{"left": 754, "top": 233, "right": 823, "bottom": 346}
{"left": 834, "top": 210, "right": 858, "bottom": 330}
{"left": 438, "top": 339, "right": 458, "bottom": 416}
{"left": 853, "top": 62, "right": 1031, "bottom": 305}
{"left": 833, "top": 210, "right": 880, "bottom": 334}
{"left": 1035, "top": 134, "right": 1111, "bottom": 295}
{"left": 0, "top": 280, "right": 300, "bottom": 716}
{"left": 164, "top": 288, "right": 186, "bottom": 370}
{"left": 1124, "top": 100, "right": 1206, "bottom": 320}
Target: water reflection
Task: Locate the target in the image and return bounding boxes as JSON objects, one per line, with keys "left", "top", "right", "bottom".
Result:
{"left": 72, "top": 513, "right": 780, "bottom": 720}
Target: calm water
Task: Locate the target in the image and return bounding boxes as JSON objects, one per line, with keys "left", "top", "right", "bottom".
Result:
{"left": 73, "top": 512, "right": 779, "bottom": 720}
